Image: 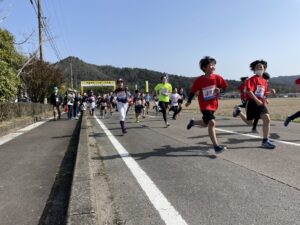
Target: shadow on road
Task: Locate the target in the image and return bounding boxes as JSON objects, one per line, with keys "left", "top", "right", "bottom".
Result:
{"left": 38, "top": 116, "right": 81, "bottom": 225}
{"left": 93, "top": 144, "right": 217, "bottom": 162}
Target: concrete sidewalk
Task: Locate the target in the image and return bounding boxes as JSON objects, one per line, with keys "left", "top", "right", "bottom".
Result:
{"left": 0, "top": 114, "right": 80, "bottom": 225}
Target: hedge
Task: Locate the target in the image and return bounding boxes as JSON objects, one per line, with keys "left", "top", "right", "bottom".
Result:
{"left": 0, "top": 103, "right": 53, "bottom": 121}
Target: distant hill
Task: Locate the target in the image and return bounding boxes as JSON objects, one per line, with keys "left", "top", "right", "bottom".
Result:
{"left": 269, "top": 75, "right": 299, "bottom": 85}
{"left": 54, "top": 56, "right": 297, "bottom": 94}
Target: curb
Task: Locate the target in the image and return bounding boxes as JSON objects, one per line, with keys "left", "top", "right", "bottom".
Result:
{"left": 67, "top": 112, "right": 97, "bottom": 225}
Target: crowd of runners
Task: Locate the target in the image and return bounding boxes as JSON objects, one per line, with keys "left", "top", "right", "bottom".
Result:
{"left": 50, "top": 56, "right": 300, "bottom": 154}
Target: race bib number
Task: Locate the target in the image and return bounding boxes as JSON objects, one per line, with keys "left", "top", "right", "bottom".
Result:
{"left": 55, "top": 97, "right": 59, "bottom": 102}
{"left": 161, "top": 88, "right": 169, "bottom": 95}
{"left": 255, "top": 85, "right": 265, "bottom": 98}
{"left": 202, "top": 85, "right": 216, "bottom": 101}
{"left": 116, "top": 91, "right": 126, "bottom": 99}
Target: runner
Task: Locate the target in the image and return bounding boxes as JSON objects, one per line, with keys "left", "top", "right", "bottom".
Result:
{"left": 177, "top": 87, "right": 185, "bottom": 117}
{"left": 87, "top": 90, "right": 96, "bottom": 116}
{"left": 284, "top": 77, "right": 300, "bottom": 127}
{"left": 106, "top": 92, "right": 113, "bottom": 116}
{"left": 251, "top": 72, "right": 276, "bottom": 132}
{"left": 113, "top": 78, "right": 131, "bottom": 134}
{"left": 154, "top": 75, "right": 172, "bottom": 127}
{"left": 232, "top": 60, "right": 276, "bottom": 149}
{"left": 98, "top": 94, "right": 108, "bottom": 119}
{"left": 133, "top": 90, "right": 144, "bottom": 123}
{"left": 237, "top": 76, "right": 248, "bottom": 108}
{"left": 152, "top": 94, "right": 159, "bottom": 114}
{"left": 145, "top": 93, "right": 151, "bottom": 114}
{"left": 169, "top": 88, "right": 181, "bottom": 120}
{"left": 185, "top": 56, "right": 228, "bottom": 153}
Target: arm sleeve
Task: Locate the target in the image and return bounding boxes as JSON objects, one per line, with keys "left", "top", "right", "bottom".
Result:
{"left": 217, "top": 76, "right": 228, "bottom": 90}
{"left": 187, "top": 93, "right": 195, "bottom": 103}
{"left": 187, "top": 79, "right": 199, "bottom": 103}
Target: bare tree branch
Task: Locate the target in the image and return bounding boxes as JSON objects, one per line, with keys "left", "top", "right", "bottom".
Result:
{"left": 17, "top": 49, "right": 39, "bottom": 77}
{"left": 14, "top": 30, "right": 35, "bottom": 45}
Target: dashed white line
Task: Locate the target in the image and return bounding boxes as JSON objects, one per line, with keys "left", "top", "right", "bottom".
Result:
{"left": 94, "top": 115, "right": 188, "bottom": 225}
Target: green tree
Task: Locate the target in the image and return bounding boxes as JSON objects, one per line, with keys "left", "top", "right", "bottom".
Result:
{"left": 0, "top": 29, "right": 23, "bottom": 102}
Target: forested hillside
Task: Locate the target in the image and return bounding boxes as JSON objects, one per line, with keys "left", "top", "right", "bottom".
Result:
{"left": 55, "top": 57, "right": 298, "bottom": 94}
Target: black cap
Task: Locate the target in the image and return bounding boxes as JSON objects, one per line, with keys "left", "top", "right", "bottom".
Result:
{"left": 240, "top": 77, "right": 248, "bottom": 82}
{"left": 263, "top": 72, "right": 270, "bottom": 80}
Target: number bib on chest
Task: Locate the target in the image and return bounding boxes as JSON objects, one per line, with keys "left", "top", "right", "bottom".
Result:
{"left": 255, "top": 85, "right": 265, "bottom": 98}
{"left": 202, "top": 85, "right": 216, "bottom": 101}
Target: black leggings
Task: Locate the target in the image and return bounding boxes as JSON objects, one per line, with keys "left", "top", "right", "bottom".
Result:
{"left": 290, "top": 111, "right": 300, "bottom": 120}
{"left": 159, "top": 101, "right": 169, "bottom": 123}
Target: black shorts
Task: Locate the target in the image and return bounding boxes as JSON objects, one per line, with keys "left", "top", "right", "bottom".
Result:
{"left": 246, "top": 100, "right": 269, "bottom": 120}
{"left": 159, "top": 101, "right": 169, "bottom": 111}
{"left": 201, "top": 110, "right": 215, "bottom": 125}
{"left": 135, "top": 105, "right": 143, "bottom": 114}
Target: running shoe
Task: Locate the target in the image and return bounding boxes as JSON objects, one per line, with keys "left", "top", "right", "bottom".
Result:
{"left": 261, "top": 139, "right": 276, "bottom": 149}
{"left": 166, "top": 122, "right": 170, "bottom": 127}
{"left": 214, "top": 145, "right": 227, "bottom": 154}
{"left": 232, "top": 106, "right": 241, "bottom": 117}
{"left": 187, "top": 119, "right": 195, "bottom": 130}
{"left": 122, "top": 128, "right": 127, "bottom": 134}
{"left": 284, "top": 116, "right": 291, "bottom": 127}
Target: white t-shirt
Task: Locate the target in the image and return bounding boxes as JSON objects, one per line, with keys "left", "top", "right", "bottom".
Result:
{"left": 170, "top": 93, "right": 180, "bottom": 106}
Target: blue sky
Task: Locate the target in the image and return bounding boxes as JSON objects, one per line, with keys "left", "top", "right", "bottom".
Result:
{"left": 2, "top": 0, "right": 300, "bottom": 80}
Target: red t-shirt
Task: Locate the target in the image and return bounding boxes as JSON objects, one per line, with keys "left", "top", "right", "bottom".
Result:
{"left": 246, "top": 75, "right": 268, "bottom": 102}
{"left": 238, "top": 83, "right": 248, "bottom": 101}
{"left": 191, "top": 74, "right": 228, "bottom": 111}
{"left": 295, "top": 77, "right": 300, "bottom": 85}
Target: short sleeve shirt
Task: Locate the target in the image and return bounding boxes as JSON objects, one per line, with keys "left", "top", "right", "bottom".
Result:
{"left": 246, "top": 75, "right": 268, "bottom": 102}
{"left": 191, "top": 74, "right": 228, "bottom": 111}
{"left": 154, "top": 83, "right": 172, "bottom": 102}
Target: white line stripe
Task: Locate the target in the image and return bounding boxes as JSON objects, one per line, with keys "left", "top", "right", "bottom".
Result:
{"left": 0, "top": 116, "right": 55, "bottom": 146}
{"left": 94, "top": 115, "right": 188, "bottom": 225}
{"left": 0, "top": 132, "right": 23, "bottom": 146}
{"left": 216, "top": 128, "right": 300, "bottom": 147}
{"left": 18, "top": 121, "right": 47, "bottom": 132}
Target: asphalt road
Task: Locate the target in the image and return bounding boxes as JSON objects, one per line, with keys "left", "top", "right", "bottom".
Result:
{"left": 0, "top": 114, "right": 79, "bottom": 225}
{"left": 89, "top": 109, "right": 300, "bottom": 225}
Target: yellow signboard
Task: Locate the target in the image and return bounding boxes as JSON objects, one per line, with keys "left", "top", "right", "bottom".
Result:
{"left": 80, "top": 80, "right": 116, "bottom": 93}
{"left": 81, "top": 81, "right": 115, "bottom": 87}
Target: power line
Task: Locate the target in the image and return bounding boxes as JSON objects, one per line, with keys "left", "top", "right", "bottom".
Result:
{"left": 29, "top": 0, "right": 63, "bottom": 61}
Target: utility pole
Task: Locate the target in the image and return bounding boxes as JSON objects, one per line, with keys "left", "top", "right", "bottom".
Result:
{"left": 75, "top": 73, "right": 77, "bottom": 90}
{"left": 70, "top": 62, "right": 73, "bottom": 90}
{"left": 37, "top": 0, "right": 43, "bottom": 61}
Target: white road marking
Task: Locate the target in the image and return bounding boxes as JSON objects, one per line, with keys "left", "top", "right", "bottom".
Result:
{"left": 0, "top": 117, "right": 53, "bottom": 146}
{"left": 0, "top": 132, "right": 23, "bottom": 146}
{"left": 216, "top": 128, "right": 300, "bottom": 147}
{"left": 94, "top": 115, "right": 188, "bottom": 225}
{"left": 18, "top": 121, "right": 47, "bottom": 132}
{"left": 146, "top": 115, "right": 300, "bottom": 147}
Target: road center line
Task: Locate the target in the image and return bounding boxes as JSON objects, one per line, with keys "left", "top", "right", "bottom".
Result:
{"left": 94, "top": 115, "right": 188, "bottom": 225}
